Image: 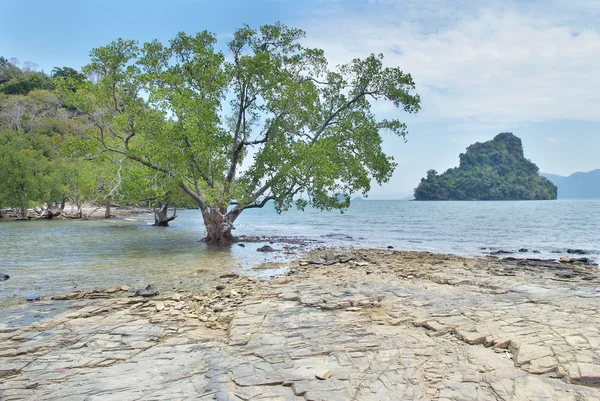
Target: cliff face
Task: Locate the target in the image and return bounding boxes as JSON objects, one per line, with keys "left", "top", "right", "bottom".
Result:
{"left": 414, "top": 133, "right": 557, "bottom": 201}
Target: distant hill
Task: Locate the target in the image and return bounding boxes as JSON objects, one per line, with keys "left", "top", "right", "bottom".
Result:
{"left": 414, "top": 133, "right": 557, "bottom": 201}
{"left": 541, "top": 169, "right": 600, "bottom": 198}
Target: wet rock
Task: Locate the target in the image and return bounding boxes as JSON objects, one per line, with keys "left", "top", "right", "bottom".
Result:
{"left": 257, "top": 245, "right": 277, "bottom": 252}
{"left": 567, "top": 249, "right": 587, "bottom": 255}
{"left": 533, "top": 250, "right": 540, "bottom": 253}
{"left": 26, "top": 295, "right": 40, "bottom": 302}
{"left": 237, "top": 243, "right": 245, "bottom": 247}
{"left": 219, "top": 273, "right": 239, "bottom": 279}
{"left": 387, "top": 245, "right": 394, "bottom": 249}
{"left": 216, "top": 285, "right": 226, "bottom": 291}
{"left": 134, "top": 285, "right": 159, "bottom": 297}
{"left": 0, "top": 273, "right": 9, "bottom": 281}
{"left": 490, "top": 250, "right": 512, "bottom": 255}
{"left": 518, "top": 248, "right": 528, "bottom": 253}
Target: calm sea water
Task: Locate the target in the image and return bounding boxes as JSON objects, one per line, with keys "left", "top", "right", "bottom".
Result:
{"left": 1, "top": 199, "right": 598, "bottom": 326}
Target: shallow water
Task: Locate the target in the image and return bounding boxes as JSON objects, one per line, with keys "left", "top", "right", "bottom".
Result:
{"left": 1, "top": 199, "right": 599, "bottom": 326}
{"left": 239, "top": 199, "right": 600, "bottom": 259}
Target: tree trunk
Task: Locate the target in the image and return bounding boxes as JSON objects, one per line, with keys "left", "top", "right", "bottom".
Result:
{"left": 153, "top": 204, "right": 177, "bottom": 226}
{"left": 202, "top": 206, "right": 236, "bottom": 243}
{"left": 45, "top": 205, "right": 62, "bottom": 219}
{"left": 105, "top": 203, "right": 111, "bottom": 218}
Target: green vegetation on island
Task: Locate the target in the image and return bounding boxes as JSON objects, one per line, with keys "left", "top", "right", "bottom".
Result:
{"left": 414, "top": 133, "right": 557, "bottom": 201}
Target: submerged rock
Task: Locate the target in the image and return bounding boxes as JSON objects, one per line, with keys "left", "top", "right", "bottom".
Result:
{"left": 257, "top": 245, "right": 277, "bottom": 252}
{"left": 26, "top": 295, "right": 40, "bottom": 302}
{"left": 490, "top": 250, "right": 512, "bottom": 255}
{"left": 567, "top": 249, "right": 588, "bottom": 255}
{"left": 133, "top": 285, "right": 159, "bottom": 297}
{"left": 0, "top": 273, "right": 9, "bottom": 281}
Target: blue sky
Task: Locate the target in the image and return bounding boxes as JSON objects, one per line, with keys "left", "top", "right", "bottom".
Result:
{"left": 2, "top": 0, "right": 599, "bottom": 198}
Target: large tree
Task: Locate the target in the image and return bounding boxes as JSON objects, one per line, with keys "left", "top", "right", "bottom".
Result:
{"left": 65, "top": 23, "right": 420, "bottom": 242}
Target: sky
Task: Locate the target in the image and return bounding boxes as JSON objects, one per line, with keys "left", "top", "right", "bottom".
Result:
{"left": 2, "top": 0, "right": 599, "bottom": 199}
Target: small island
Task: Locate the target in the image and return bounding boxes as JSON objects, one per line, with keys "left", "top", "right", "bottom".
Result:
{"left": 414, "top": 132, "right": 557, "bottom": 200}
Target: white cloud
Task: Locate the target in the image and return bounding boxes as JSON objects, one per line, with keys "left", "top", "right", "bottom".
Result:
{"left": 298, "top": 0, "right": 600, "bottom": 124}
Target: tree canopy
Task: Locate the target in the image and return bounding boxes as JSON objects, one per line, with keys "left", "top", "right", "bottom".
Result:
{"left": 61, "top": 23, "right": 420, "bottom": 241}
{"left": 414, "top": 133, "right": 557, "bottom": 201}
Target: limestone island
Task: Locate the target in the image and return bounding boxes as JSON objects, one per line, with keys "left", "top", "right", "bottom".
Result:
{"left": 414, "top": 133, "right": 557, "bottom": 201}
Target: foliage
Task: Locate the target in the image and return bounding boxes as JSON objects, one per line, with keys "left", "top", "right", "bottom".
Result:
{"left": 414, "top": 133, "right": 557, "bottom": 200}
{"left": 0, "top": 128, "right": 54, "bottom": 210}
{"left": 0, "top": 88, "right": 111, "bottom": 213}
{"left": 0, "top": 57, "right": 21, "bottom": 85}
{"left": 62, "top": 23, "right": 420, "bottom": 241}
{"left": 0, "top": 71, "right": 55, "bottom": 95}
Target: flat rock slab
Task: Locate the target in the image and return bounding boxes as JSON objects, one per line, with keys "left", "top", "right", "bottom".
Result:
{"left": 1, "top": 250, "right": 600, "bottom": 400}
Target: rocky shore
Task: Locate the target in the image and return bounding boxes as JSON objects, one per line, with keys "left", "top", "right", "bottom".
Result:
{"left": 1, "top": 249, "right": 599, "bottom": 400}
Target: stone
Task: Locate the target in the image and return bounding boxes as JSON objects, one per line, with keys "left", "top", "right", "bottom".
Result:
{"left": 0, "top": 273, "right": 9, "bottom": 281}
{"left": 456, "top": 330, "right": 486, "bottom": 345}
{"left": 560, "top": 256, "right": 570, "bottom": 263}
{"left": 26, "top": 295, "right": 40, "bottom": 302}
{"left": 172, "top": 293, "right": 182, "bottom": 301}
{"left": 106, "top": 287, "right": 118, "bottom": 293}
{"left": 120, "top": 285, "right": 130, "bottom": 291}
{"left": 155, "top": 302, "right": 165, "bottom": 312}
{"left": 257, "top": 245, "right": 277, "bottom": 252}
{"left": 133, "top": 284, "right": 159, "bottom": 297}
{"left": 4, "top": 249, "right": 600, "bottom": 400}
{"left": 567, "top": 249, "right": 588, "bottom": 255}
{"left": 216, "top": 285, "right": 226, "bottom": 291}
{"left": 315, "top": 369, "right": 332, "bottom": 380}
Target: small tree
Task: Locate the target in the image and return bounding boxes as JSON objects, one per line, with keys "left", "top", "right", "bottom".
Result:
{"left": 66, "top": 23, "right": 420, "bottom": 242}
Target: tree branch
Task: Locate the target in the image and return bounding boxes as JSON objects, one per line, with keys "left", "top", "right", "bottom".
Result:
{"left": 179, "top": 183, "right": 208, "bottom": 213}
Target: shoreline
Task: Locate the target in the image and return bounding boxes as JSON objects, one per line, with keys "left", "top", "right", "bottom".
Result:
{"left": 1, "top": 249, "right": 600, "bottom": 400}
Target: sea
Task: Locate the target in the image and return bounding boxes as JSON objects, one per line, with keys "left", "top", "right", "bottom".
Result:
{"left": 1, "top": 199, "right": 599, "bottom": 327}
